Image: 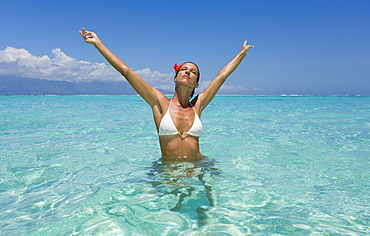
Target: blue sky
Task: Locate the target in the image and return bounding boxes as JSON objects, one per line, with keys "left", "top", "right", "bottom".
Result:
{"left": 1, "top": 0, "right": 369, "bottom": 95}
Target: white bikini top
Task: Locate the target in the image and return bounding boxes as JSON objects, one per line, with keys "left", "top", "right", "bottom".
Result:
{"left": 158, "top": 100, "right": 203, "bottom": 137}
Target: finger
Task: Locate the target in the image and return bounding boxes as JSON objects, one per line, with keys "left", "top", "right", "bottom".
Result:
{"left": 79, "top": 31, "right": 87, "bottom": 40}
{"left": 82, "top": 28, "right": 94, "bottom": 38}
{"left": 83, "top": 30, "right": 94, "bottom": 37}
{"left": 78, "top": 30, "right": 85, "bottom": 37}
{"left": 79, "top": 31, "right": 88, "bottom": 40}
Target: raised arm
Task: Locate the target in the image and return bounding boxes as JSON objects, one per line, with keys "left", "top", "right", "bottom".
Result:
{"left": 199, "top": 41, "right": 254, "bottom": 111}
{"left": 79, "top": 28, "right": 162, "bottom": 107}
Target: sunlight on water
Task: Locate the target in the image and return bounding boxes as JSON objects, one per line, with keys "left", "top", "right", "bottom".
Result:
{"left": 1, "top": 96, "right": 369, "bottom": 235}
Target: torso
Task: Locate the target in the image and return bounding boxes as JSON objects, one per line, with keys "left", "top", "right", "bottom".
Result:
{"left": 155, "top": 97, "right": 203, "bottom": 161}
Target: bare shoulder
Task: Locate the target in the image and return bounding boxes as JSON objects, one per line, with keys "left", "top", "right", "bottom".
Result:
{"left": 151, "top": 92, "right": 170, "bottom": 127}
{"left": 194, "top": 92, "right": 214, "bottom": 114}
{"left": 152, "top": 90, "right": 170, "bottom": 114}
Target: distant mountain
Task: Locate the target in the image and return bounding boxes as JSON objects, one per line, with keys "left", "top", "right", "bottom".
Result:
{"left": 0, "top": 76, "right": 167, "bottom": 95}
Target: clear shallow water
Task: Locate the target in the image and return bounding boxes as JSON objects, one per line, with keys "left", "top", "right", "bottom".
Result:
{"left": 1, "top": 95, "right": 369, "bottom": 235}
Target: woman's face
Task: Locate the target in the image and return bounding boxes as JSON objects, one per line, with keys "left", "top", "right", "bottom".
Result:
{"left": 175, "top": 63, "right": 199, "bottom": 88}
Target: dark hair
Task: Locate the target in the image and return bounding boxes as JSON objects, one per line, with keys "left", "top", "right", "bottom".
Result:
{"left": 175, "top": 62, "right": 200, "bottom": 99}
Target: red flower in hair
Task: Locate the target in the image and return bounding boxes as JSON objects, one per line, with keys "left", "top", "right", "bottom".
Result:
{"left": 173, "top": 63, "right": 183, "bottom": 72}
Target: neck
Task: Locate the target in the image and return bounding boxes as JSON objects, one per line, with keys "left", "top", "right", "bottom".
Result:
{"left": 173, "top": 85, "right": 193, "bottom": 107}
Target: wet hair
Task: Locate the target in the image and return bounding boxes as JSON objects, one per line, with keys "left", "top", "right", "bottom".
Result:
{"left": 174, "top": 62, "right": 200, "bottom": 99}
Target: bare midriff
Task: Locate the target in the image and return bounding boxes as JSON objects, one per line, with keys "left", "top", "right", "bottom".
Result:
{"left": 159, "top": 135, "right": 202, "bottom": 161}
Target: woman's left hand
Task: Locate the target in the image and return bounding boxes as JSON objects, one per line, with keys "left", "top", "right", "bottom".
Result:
{"left": 79, "top": 28, "right": 101, "bottom": 46}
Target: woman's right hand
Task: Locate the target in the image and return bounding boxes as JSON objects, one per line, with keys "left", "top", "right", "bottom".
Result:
{"left": 240, "top": 40, "right": 254, "bottom": 57}
{"left": 79, "top": 28, "right": 101, "bottom": 45}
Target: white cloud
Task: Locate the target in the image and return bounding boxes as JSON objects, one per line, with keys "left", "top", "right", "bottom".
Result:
{"left": 196, "top": 81, "right": 246, "bottom": 93}
{"left": 219, "top": 84, "right": 245, "bottom": 92}
{"left": 134, "top": 68, "right": 175, "bottom": 91}
{"left": 0, "top": 47, "right": 245, "bottom": 93}
{"left": 0, "top": 47, "right": 122, "bottom": 82}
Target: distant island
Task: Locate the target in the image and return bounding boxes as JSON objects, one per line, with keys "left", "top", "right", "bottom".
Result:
{"left": 2, "top": 76, "right": 367, "bottom": 96}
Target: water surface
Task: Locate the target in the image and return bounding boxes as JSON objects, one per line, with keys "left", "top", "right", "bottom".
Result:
{"left": 1, "top": 96, "right": 369, "bottom": 235}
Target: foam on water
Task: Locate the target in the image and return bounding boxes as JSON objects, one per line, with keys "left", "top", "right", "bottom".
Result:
{"left": 1, "top": 96, "right": 369, "bottom": 235}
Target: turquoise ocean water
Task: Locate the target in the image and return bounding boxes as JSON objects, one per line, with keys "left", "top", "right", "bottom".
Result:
{"left": 1, "top": 95, "right": 369, "bottom": 235}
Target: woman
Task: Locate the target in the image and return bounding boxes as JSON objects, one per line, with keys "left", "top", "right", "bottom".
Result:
{"left": 79, "top": 28, "right": 254, "bottom": 161}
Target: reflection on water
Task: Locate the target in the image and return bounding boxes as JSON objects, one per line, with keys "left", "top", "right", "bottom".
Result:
{"left": 146, "top": 156, "right": 221, "bottom": 227}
